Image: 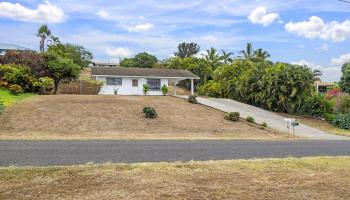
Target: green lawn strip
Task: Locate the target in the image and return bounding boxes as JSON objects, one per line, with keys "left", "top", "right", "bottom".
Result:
{"left": 0, "top": 89, "right": 35, "bottom": 107}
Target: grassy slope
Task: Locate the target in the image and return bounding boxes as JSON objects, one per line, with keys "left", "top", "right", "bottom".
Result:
{"left": 0, "top": 157, "right": 349, "bottom": 199}
{"left": 0, "top": 89, "right": 35, "bottom": 107}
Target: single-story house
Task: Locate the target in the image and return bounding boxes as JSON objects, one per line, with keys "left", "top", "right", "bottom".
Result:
{"left": 91, "top": 67, "right": 200, "bottom": 95}
{"left": 315, "top": 81, "right": 333, "bottom": 93}
{"left": 92, "top": 62, "right": 119, "bottom": 68}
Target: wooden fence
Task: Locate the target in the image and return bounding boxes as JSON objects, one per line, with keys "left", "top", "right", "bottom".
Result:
{"left": 58, "top": 80, "right": 101, "bottom": 95}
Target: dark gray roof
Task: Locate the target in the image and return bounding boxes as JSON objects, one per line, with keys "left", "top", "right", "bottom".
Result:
{"left": 91, "top": 67, "right": 200, "bottom": 79}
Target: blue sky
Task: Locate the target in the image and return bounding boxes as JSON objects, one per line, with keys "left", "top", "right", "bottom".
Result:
{"left": 1, "top": 0, "right": 350, "bottom": 81}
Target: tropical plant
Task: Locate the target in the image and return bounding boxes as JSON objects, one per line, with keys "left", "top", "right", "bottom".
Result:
{"left": 48, "top": 43, "right": 93, "bottom": 68}
{"left": 253, "top": 48, "right": 270, "bottom": 61}
{"left": 224, "top": 112, "right": 240, "bottom": 121}
{"left": 332, "top": 113, "right": 350, "bottom": 129}
{"left": 204, "top": 47, "right": 223, "bottom": 70}
{"left": 9, "top": 84, "right": 24, "bottom": 95}
{"left": 143, "top": 84, "right": 149, "bottom": 95}
{"left": 143, "top": 107, "right": 157, "bottom": 119}
{"left": 161, "top": 84, "right": 168, "bottom": 96}
{"left": 174, "top": 42, "right": 200, "bottom": 58}
{"left": 340, "top": 62, "right": 350, "bottom": 93}
{"left": 37, "top": 25, "right": 52, "bottom": 53}
{"left": 298, "top": 95, "right": 333, "bottom": 118}
{"left": 239, "top": 42, "right": 254, "bottom": 61}
{"left": 312, "top": 69, "right": 323, "bottom": 81}
{"left": 220, "top": 50, "right": 234, "bottom": 64}
{"left": 0, "top": 64, "right": 35, "bottom": 91}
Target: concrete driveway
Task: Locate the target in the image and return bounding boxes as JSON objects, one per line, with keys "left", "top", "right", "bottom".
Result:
{"left": 178, "top": 96, "right": 349, "bottom": 140}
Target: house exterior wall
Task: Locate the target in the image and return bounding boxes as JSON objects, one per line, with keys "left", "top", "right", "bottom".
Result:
{"left": 96, "top": 76, "right": 168, "bottom": 95}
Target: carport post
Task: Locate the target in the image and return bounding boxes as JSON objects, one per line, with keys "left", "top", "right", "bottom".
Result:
{"left": 173, "top": 82, "right": 177, "bottom": 96}
{"left": 190, "top": 78, "right": 194, "bottom": 95}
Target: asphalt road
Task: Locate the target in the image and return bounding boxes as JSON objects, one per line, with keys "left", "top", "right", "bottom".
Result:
{"left": 1, "top": 140, "right": 350, "bottom": 167}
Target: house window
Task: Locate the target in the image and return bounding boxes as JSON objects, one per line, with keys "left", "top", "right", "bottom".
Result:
{"left": 147, "top": 79, "right": 161, "bottom": 91}
{"left": 132, "top": 79, "right": 138, "bottom": 87}
{"left": 106, "top": 77, "right": 122, "bottom": 85}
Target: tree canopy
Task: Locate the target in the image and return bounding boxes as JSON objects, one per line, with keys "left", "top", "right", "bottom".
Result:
{"left": 340, "top": 62, "right": 350, "bottom": 93}
{"left": 174, "top": 42, "right": 200, "bottom": 58}
{"left": 120, "top": 52, "right": 158, "bottom": 68}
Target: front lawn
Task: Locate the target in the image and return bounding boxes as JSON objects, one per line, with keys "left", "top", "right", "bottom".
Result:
{"left": 0, "top": 95, "right": 290, "bottom": 140}
{"left": 1, "top": 157, "right": 349, "bottom": 199}
{"left": 0, "top": 89, "right": 35, "bottom": 107}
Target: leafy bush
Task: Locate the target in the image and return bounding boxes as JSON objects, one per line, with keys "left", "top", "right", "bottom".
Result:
{"left": 33, "top": 77, "right": 54, "bottom": 94}
{"left": 161, "top": 84, "right": 168, "bottom": 96}
{"left": 246, "top": 116, "right": 255, "bottom": 123}
{"left": 9, "top": 84, "right": 24, "bottom": 95}
{"left": 298, "top": 95, "right": 333, "bottom": 118}
{"left": 0, "top": 100, "right": 4, "bottom": 114}
{"left": 188, "top": 95, "right": 198, "bottom": 104}
{"left": 332, "top": 113, "right": 350, "bottom": 130}
{"left": 261, "top": 121, "right": 268, "bottom": 128}
{"left": 0, "top": 64, "right": 35, "bottom": 91}
{"left": 143, "top": 84, "right": 149, "bottom": 95}
{"left": 0, "top": 81, "right": 8, "bottom": 88}
{"left": 324, "top": 113, "right": 336, "bottom": 123}
{"left": 224, "top": 112, "right": 240, "bottom": 121}
{"left": 143, "top": 107, "right": 157, "bottom": 119}
{"left": 334, "top": 93, "right": 350, "bottom": 114}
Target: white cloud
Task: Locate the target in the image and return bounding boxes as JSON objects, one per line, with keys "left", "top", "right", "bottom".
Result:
{"left": 291, "top": 60, "right": 341, "bottom": 82}
{"left": 248, "top": 6, "right": 279, "bottom": 26}
{"left": 331, "top": 53, "right": 350, "bottom": 65}
{"left": 96, "top": 10, "right": 110, "bottom": 20}
{"left": 202, "top": 35, "right": 217, "bottom": 43}
{"left": 106, "top": 47, "right": 133, "bottom": 58}
{"left": 0, "top": 1, "right": 65, "bottom": 23}
{"left": 285, "top": 16, "right": 350, "bottom": 42}
{"left": 124, "top": 23, "right": 154, "bottom": 32}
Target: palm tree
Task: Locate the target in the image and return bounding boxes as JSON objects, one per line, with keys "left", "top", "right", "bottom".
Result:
{"left": 205, "top": 47, "right": 222, "bottom": 69}
{"left": 220, "top": 50, "right": 233, "bottom": 64}
{"left": 239, "top": 42, "right": 254, "bottom": 60}
{"left": 37, "top": 25, "right": 51, "bottom": 53}
{"left": 253, "top": 48, "right": 271, "bottom": 61}
{"left": 313, "top": 69, "right": 323, "bottom": 81}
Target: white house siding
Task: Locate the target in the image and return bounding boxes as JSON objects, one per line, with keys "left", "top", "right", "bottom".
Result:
{"left": 96, "top": 76, "right": 168, "bottom": 95}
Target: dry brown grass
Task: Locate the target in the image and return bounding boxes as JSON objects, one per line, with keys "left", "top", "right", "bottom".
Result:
{"left": 0, "top": 95, "right": 289, "bottom": 140}
{"left": 0, "top": 157, "right": 349, "bottom": 200}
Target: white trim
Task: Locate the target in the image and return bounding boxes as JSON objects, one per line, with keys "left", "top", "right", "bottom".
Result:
{"left": 91, "top": 75, "right": 200, "bottom": 79}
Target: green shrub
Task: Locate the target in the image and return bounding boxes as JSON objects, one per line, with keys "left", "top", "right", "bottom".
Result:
{"left": 224, "top": 112, "right": 240, "bottom": 122}
{"left": 0, "top": 100, "right": 4, "bottom": 114}
{"left": 9, "top": 84, "right": 23, "bottom": 95}
{"left": 332, "top": 113, "right": 350, "bottom": 130}
{"left": 0, "top": 81, "right": 8, "bottom": 88}
{"left": 261, "top": 121, "right": 268, "bottom": 128}
{"left": 0, "top": 64, "right": 34, "bottom": 91}
{"left": 33, "top": 77, "right": 54, "bottom": 95}
{"left": 143, "top": 107, "right": 157, "bottom": 119}
{"left": 188, "top": 95, "right": 198, "bottom": 104}
{"left": 246, "top": 116, "right": 255, "bottom": 123}
{"left": 334, "top": 93, "right": 350, "bottom": 114}
{"left": 324, "top": 113, "right": 336, "bottom": 123}
{"left": 298, "top": 95, "right": 333, "bottom": 118}
{"left": 161, "top": 84, "right": 168, "bottom": 96}
{"left": 143, "top": 84, "right": 149, "bottom": 95}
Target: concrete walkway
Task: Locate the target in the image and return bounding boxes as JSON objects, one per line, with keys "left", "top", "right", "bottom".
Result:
{"left": 178, "top": 96, "right": 349, "bottom": 140}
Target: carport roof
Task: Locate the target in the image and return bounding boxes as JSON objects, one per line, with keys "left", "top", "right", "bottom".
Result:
{"left": 91, "top": 67, "right": 200, "bottom": 79}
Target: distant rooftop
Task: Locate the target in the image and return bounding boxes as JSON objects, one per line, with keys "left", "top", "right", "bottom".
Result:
{"left": 0, "top": 43, "right": 33, "bottom": 51}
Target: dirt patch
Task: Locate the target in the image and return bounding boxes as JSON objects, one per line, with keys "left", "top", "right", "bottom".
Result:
{"left": 0, "top": 95, "right": 289, "bottom": 140}
{"left": 0, "top": 157, "right": 349, "bottom": 200}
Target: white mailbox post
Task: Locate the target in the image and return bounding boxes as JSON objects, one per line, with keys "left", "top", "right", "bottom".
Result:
{"left": 284, "top": 118, "right": 299, "bottom": 137}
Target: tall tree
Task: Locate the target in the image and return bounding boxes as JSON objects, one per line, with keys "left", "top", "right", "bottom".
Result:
{"left": 120, "top": 52, "right": 158, "bottom": 68}
{"left": 312, "top": 69, "right": 323, "bottom": 81}
{"left": 239, "top": 42, "right": 254, "bottom": 60}
{"left": 340, "top": 62, "right": 350, "bottom": 93}
{"left": 220, "top": 50, "right": 233, "bottom": 64}
{"left": 175, "top": 42, "right": 200, "bottom": 58}
{"left": 253, "top": 48, "right": 270, "bottom": 61}
{"left": 36, "top": 25, "right": 52, "bottom": 53}
{"left": 48, "top": 43, "right": 93, "bottom": 68}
